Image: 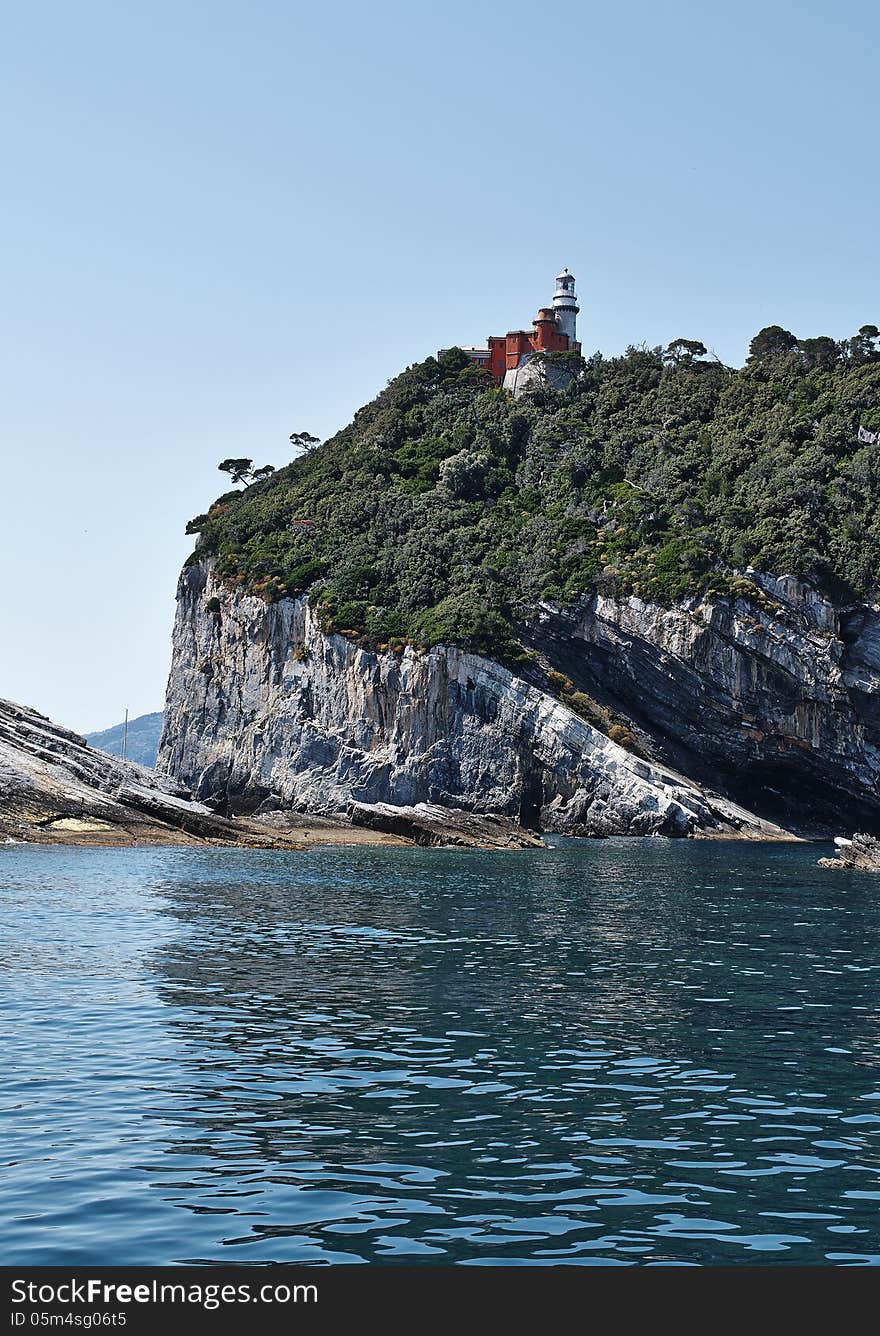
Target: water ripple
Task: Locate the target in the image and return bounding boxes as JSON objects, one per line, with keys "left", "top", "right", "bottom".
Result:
{"left": 1, "top": 839, "right": 879, "bottom": 1264}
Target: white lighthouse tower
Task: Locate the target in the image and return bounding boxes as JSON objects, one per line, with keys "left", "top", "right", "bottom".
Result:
{"left": 552, "top": 268, "right": 579, "bottom": 345}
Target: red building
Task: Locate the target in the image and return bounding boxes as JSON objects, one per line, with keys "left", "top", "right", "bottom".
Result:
{"left": 441, "top": 270, "right": 581, "bottom": 387}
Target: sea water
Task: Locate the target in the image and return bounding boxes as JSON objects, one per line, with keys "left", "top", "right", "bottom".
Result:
{"left": 1, "top": 839, "right": 878, "bottom": 1265}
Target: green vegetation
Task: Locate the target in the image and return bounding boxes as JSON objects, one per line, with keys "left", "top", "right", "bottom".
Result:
{"left": 187, "top": 326, "right": 880, "bottom": 660}
{"left": 217, "top": 457, "right": 276, "bottom": 486}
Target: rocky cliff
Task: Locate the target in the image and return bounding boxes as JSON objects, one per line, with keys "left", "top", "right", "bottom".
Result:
{"left": 158, "top": 560, "right": 805, "bottom": 839}
{"left": 529, "top": 571, "right": 880, "bottom": 834}
{"left": 157, "top": 335, "right": 880, "bottom": 841}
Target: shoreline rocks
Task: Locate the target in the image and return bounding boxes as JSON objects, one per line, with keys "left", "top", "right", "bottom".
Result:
{"left": 346, "top": 801, "right": 544, "bottom": 849}
{"left": 817, "top": 832, "right": 880, "bottom": 871}
{"left": 0, "top": 697, "right": 305, "bottom": 848}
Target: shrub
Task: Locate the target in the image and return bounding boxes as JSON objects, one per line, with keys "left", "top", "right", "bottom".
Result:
{"left": 608, "top": 722, "right": 637, "bottom": 749}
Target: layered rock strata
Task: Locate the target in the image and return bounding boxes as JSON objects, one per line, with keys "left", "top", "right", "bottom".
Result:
{"left": 158, "top": 561, "right": 800, "bottom": 840}
{"left": 529, "top": 573, "right": 880, "bottom": 834}
{"left": 0, "top": 697, "right": 302, "bottom": 847}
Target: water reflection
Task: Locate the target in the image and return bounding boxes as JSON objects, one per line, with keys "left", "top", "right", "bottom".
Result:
{"left": 142, "top": 842, "right": 880, "bottom": 1263}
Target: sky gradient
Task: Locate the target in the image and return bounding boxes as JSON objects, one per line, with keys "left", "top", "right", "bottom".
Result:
{"left": 2, "top": 0, "right": 878, "bottom": 731}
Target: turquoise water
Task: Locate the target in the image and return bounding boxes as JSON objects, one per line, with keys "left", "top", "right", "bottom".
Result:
{"left": 1, "top": 839, "right": 879, "bottom": 1266}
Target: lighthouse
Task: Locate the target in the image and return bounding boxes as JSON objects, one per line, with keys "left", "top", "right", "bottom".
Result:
{"left": 552, "top": 269, "right": 579, "bottom": 346}
{"left": 438, "top": 268, "right": 582, "bottom": 393}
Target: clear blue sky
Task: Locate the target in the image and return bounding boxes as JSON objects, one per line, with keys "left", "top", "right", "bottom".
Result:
{"left": 2, "top": 0, "right": 877, "bottom": 732}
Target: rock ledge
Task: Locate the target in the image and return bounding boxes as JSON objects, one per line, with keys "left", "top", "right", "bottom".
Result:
{"left": 818, "top": 832, "right": 880, "bottom": 871}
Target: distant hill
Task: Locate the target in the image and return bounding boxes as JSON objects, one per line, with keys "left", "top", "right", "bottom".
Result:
{"left": 86, "top": 712, "right": 163, "bottom": 768}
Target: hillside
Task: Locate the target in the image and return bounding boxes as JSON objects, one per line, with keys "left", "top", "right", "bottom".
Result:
{"left": 186, "top": 326, "right": 880, "bottom": 663}
{"left": 86, "top": 711, "right": 163, "bottom": 768}
{"left": 158, "top": 324, "right": 880, "bottom": 838}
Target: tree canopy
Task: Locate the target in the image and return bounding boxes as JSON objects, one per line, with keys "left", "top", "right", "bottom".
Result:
{"left": 189, "top": 324, "right": 880, "bottom": 659}
{"left": 217, "top": 458, "right": 275, "bottom": 486}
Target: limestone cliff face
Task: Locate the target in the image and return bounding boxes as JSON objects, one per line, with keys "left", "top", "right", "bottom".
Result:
{"left": 530, "top": 572, "right": 880, "bottom": 833}
{"left": 158, "top": 561, "right": 796, "bottom": 838}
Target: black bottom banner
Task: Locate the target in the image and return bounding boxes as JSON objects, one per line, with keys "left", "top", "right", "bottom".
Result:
{"left": 2, "top": 1263, "right": 869, "bottom": 1332}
